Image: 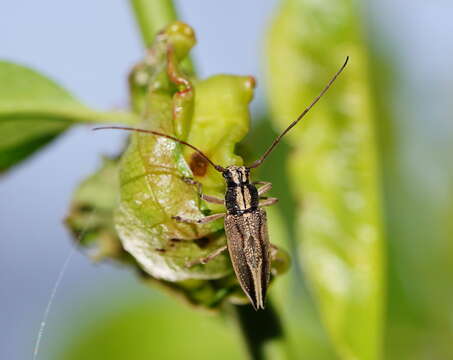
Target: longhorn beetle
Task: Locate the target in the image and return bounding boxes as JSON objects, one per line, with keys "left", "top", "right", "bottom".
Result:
{"left": 94, "top": 57, "right": 348, "bottom": 310}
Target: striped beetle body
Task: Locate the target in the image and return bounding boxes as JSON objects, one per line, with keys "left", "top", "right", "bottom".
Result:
{"left": 223, "top": 166, "right": 270, "bottom": 309}
{"left": 94, "top": 57, "right": 348, "bottom": 310}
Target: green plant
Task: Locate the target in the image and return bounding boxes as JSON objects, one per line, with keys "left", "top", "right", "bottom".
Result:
{"left": 3, "top": 1, "right": 452, "bottom": 360}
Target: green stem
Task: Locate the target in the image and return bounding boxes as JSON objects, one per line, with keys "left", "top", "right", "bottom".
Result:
{"left": 231, "top": 302, "right": 287, "bottom": 360}
{"left": 128, "top": 0, "right": 195, "bottom": 76}
{"left": 129, "top": 0, "right": 178, "bottom": 47}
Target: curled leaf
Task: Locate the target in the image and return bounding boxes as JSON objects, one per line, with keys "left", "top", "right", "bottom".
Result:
{"left": 67, "top": 21, "right": 289, "bottom": 310}
{"left": 116, "top": 22, "right": 255, "bottom": 282}
{"left": 65, "top": 156, "right": 128, "bottom": 262}
{"left": 65, "top": 155, "right": 242, "bottom": 309}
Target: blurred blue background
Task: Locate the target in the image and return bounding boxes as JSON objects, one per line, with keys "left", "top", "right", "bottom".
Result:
{"left": 1, "top": 1, "right": 452, "bottom": 359}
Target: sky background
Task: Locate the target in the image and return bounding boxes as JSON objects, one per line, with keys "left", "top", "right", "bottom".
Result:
{"left": 1, "top": 1, "right": 452, "bottom": 359}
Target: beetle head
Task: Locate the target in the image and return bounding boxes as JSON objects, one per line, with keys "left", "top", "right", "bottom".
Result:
{"left": 222, "top": 166, "right": 250, "bottom": 186}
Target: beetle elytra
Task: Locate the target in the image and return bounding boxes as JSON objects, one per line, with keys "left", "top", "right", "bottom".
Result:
{"left": 94, "top": 57, "right": 348, "bottom": 310}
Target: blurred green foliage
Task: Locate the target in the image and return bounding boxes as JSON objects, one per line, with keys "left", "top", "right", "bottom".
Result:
{"left": 266, "top": 0, "right": 384, "bottom": 359}
{"left": 368, "top": 15, "right": 453, "bottom": 360}
{"left": 0, "top": 62, "right": 137, "bottom": 172}
{"left": 2, "top": 0, "right": 451, "bottom": 359}
{"left": 56, "top": 294, "right": 244, "bottom": 360}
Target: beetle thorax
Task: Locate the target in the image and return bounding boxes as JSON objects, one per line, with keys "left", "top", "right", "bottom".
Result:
{"left": 223, "top": 166, "right": 259, "bottom": 215}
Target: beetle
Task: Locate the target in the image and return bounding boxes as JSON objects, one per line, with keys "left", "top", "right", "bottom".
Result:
{"left": 94, "top": 57, "right": 348, "bottom": 310}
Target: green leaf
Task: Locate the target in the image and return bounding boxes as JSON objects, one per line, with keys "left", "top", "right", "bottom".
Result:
{"left": 65, "top": 156, "right": 243, "bottom": 309}
{"left": 0, "top": 114, "right": 69, "bottom": 172}
{"left": 65, "top": 156, "right": 128, "bottom": 262}
{"left": 53, "top": 296, "right": 245, "bottom": 360}
{"left": 66, "top": 22, "right": 289, "bottom": 310}
{"left": 0, "top": 61, "right": 138, "bottom": 172}
{"left": 266, "top": 0, "right": 384, "bottom": 359}
{"left": 116, "top": 22, "right": 254, "bottom": 284}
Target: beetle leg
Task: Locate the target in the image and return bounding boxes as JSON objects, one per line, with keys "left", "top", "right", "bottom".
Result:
{"left": 181, "top": 176, "right": 198, "bottom": 185}
{"left": 254, "top": 181, "right": 272, "bottom": 196}
{"left": 186, "top": 245, "right": 228, "bottom": 267}
{"left": 201, "top": 194, "right": 225, "bottom": 204}
{"left": 259, "top": 197, "right": 278, "bottom": 207}
{"left": 172, "top": 212, "right": 225, "bottom": 224}
{"left": 182, "top": 177, "right": 225, "bottom": 204}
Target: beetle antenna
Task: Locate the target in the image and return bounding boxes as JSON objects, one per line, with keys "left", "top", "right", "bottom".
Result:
{"left": 93, "top": 126, "right": 225, "bottom": 172}
{"left": 248, "top": 56, "right": 349, "bottom": 169}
